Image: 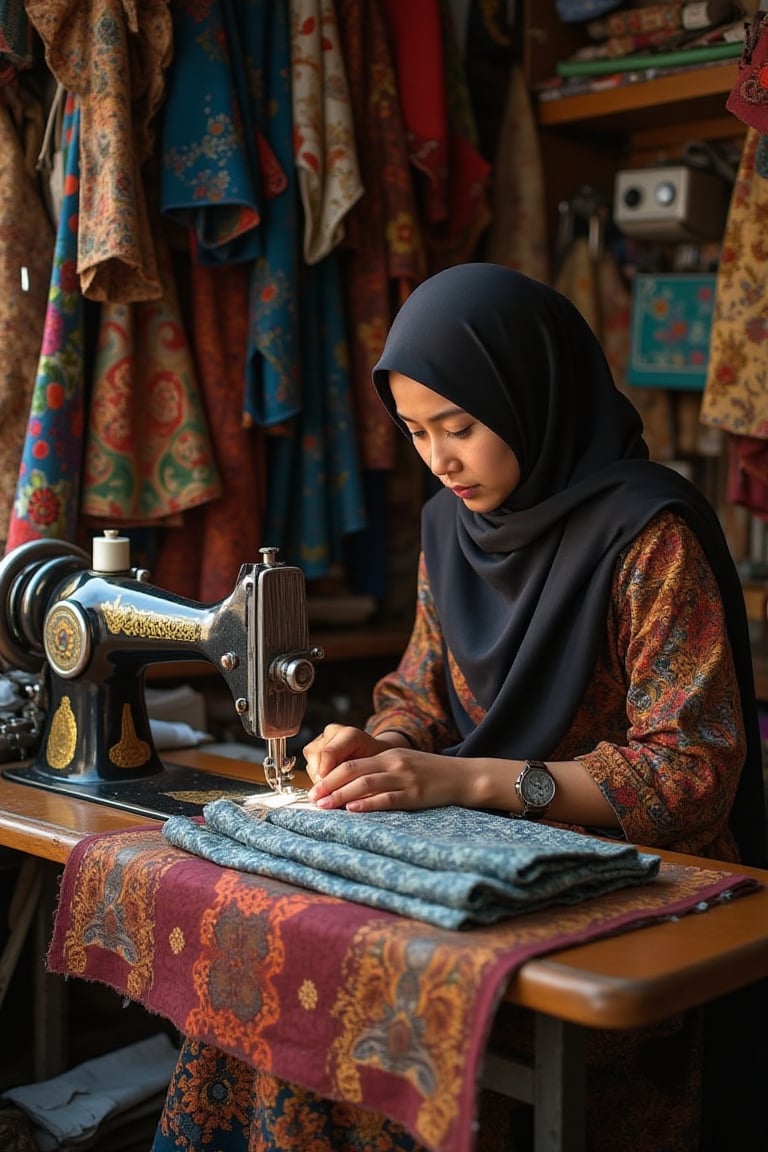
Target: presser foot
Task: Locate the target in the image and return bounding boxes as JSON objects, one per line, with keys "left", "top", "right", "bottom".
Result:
{"left": 262, "top": 754, "right": 310, "bottom": 800}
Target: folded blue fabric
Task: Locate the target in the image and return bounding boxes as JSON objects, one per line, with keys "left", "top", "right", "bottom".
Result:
{"left": 162, "top": 801, "right": 660, "bottom": 930}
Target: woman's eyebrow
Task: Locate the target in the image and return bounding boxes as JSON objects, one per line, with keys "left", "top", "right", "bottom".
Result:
{"left": 397, "top": 405, "right": 468, "bottom": 424}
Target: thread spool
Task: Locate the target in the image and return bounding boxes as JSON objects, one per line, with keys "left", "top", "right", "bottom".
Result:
{"left": 91, "top": 529, "right": 130, "bottom": 573}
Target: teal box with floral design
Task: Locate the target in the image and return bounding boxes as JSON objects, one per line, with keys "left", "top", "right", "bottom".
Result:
{"left": 628, "top": 273, "right": 716, "bottom": 391}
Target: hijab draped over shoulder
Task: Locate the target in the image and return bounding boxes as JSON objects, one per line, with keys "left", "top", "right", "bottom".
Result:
{"left": 373, "top": 263, "right": 766, "bottom": 867}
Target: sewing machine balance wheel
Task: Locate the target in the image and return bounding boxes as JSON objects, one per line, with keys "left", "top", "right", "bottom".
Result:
{"left": 0, "top": 539, "right": 91, "bottom": 673}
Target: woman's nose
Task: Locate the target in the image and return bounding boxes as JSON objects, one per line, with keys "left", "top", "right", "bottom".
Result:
{"left": 428, "top": 440, "right": 450, "bottom": 474}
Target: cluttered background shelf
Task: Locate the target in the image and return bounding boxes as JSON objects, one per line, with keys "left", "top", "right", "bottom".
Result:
{"left": 536, "top": 58, "right": 741, "bottom": 133}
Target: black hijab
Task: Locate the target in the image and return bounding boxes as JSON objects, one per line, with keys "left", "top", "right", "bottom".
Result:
{"left": 373, "top": 263, "right": 767, "bottom": 867}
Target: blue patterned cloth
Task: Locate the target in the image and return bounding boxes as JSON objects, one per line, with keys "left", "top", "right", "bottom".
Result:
{"left": 160, "top": 0, "right": 262, "bottom": 263}
{"left": 163, "top": 800, "right": 660, "bottom": 930}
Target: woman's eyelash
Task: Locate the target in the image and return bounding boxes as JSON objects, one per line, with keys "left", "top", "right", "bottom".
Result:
{"left": 408, "top": 426, "right": 472, "bottom": 440}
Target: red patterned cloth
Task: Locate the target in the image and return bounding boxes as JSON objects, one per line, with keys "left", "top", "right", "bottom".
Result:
{"left": 47, "top": 825, "right": 758, "bottom": 1152}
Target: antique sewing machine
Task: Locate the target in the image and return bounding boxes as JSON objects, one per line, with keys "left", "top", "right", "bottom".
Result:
{"left": 0, "top": 531, "right": 324, "bottom": 818}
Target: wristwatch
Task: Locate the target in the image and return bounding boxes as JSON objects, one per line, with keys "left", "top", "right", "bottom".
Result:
{"left": 515, "top": 760, "right": 557, "bottom": 820}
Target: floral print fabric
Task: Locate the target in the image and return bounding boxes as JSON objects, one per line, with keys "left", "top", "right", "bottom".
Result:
{"left": 25, "top": 0, "right": 173, "bottom": 302}
{"left": 700, "top": 128, "right": 768, "bottom": 516}
{"left": 81, "top": 232, "right": 221, "bottom": 522}
{"left": 160, "top": 0, "right": 263, "bottom": 264}
{"left": 367, "top": 511, "right": 746, "bottom": 863}
{"left": 289, "top": 0, "right": 363, "bottom": 265}
{"left": 6, "top": 94, "right": 83, "bottom": 548}
{"left": 701, "top": 127, "right": 768, "bottom": 439}
{"left": 47, "top": 824, "right": 751, "bottom": 1152}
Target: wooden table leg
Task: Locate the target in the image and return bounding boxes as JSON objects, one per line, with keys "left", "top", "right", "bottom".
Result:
{"left": 482, "top": 1011, "right": 586, "bottom": 1151}
{"left": 533, "top": 1014, "right": 586, "bottom": 1152}
{"left": 0, "top": 856, "right": 43, "bottom": 1010}
{"left": 33, "top": 861, "right": 68, "bottom": 1080}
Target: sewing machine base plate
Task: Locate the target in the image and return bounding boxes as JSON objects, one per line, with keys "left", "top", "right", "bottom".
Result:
{"left": 2, "top": 761, "right": 270, "bottom": 821}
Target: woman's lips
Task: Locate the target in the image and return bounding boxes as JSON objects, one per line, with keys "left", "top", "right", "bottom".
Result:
{"left": 450, "top": 485, "right": 476, "bottom": 499}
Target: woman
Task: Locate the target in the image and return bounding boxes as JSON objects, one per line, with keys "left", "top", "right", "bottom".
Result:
{"left": 301, "top": 263, "right": 767, "bottom": 1151}
{"left": 155, "top": 265, "right": 766, "bottom": 1151}
{"left": 305, "top": 263, "right": 765, "bottom": 868}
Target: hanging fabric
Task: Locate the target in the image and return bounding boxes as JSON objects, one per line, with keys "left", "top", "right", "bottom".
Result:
{"left": 289, "top": 0, "right": 363, "bottom": 266}
{"left": 241, "top": 0, "right": 302, "bottom": 429}
{"left": 24, "top": 0, "right": 173, "bottom": 303}
{"left": 0, "top": 82, "right": 54, "bottom": 547}
{"left": 35, "top": 80, "right": 66, "bottom": 229}
{"left": 554, "top": 188, "right": 673, "bottom": 462}
{"left": 483, "top": 66, "right": 550, "bottom": 283}
{"left": 726, "top": 11, "right": 768, "bottom": 135}
{"left": 381, "top": 0, "right": 492, "bottom": 271}
{"left": 6, "top": 93, "right": 84, "bottom": 549}
{"left": 265, "top": 254, "right": 367, "bottom": 578}
{"left": 160, "top": 0, "right": 264, "bottom": 264}
{"left": 150, "top": 260, "right": 267, "bottom": 604}
{"left": 80, "top": 228, "right": 222, "bottom": 524}
{"left": 0, "top": 0, "right": 33, "bottom": 76}
{"left": 332, "top": 0, "right": 428, "bottom": 601}
{"left": 701, "top": 127, "right": 768, "bottom": 520}
{"left": 335, "top": 0, "right": 426, "bottom": 474}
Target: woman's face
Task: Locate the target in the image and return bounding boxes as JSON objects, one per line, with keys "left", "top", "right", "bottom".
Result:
{"left": 389, "top": 372, "right": 521, "bottom": 513}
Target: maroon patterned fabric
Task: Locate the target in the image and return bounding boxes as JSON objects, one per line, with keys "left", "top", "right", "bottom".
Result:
{"left": 48, "top": 825, "right": 758, "bottom": 1152}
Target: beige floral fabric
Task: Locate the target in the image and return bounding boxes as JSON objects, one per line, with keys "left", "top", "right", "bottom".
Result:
{"left": 701, "top": 127, "right": 768, "bottom": 437}
{"left": 289, "top": 0, "right": 363, "bottom": 265}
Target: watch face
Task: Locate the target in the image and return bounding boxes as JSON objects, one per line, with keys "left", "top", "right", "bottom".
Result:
{"left": 523, "top": 765, "right": 556, "bottom": 807}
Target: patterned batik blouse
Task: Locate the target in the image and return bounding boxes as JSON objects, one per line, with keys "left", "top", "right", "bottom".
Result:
{"left": 367, "top": 510, "right": 746, "bottom": 863}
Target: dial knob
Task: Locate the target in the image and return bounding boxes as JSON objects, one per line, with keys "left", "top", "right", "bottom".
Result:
{"left": 270, "top": 653, "right": 317, "bottom": 694}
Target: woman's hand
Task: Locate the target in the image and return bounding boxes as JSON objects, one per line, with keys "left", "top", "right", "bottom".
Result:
{"left": 302, "top": 723, "right": 464, "bottom": 812}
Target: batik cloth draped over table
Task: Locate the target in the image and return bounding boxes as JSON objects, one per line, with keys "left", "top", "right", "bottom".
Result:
{"left": 47, "top": 819, "right": 758, "bottom": 1152}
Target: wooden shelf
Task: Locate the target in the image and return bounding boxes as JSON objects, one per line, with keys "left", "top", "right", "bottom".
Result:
{"left": 536, "top": 60, "right": 740, "bottom": 137}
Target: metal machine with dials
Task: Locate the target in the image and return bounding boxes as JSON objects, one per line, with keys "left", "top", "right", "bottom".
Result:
{"left": 0, "top": 531, "right": 324, "bottom": 818}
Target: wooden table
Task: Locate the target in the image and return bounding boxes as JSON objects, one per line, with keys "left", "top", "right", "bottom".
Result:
{"left": 1, "top": 748, "right": 767, "bottom": 1152}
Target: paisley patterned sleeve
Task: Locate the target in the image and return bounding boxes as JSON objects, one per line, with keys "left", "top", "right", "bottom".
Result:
{"left": 578, "top": 511, "right": 747, "bottom": 854}
{"left": 365, "top": 553, "right": 462, "bottom": 751}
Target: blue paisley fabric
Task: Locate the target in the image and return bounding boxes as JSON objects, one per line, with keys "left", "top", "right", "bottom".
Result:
{"left": 163, "top": 799, "right": 660, "bottom": 930}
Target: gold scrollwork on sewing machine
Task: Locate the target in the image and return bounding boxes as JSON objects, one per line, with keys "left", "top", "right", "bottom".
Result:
{"left": 47, "top": 695, "right": 77, "bottom": 769}
{"left": 109, "top": 704, "right": 151, "bottom": 768}
{"left": 101, "top": 596, "right": 202, "bottom": 642}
